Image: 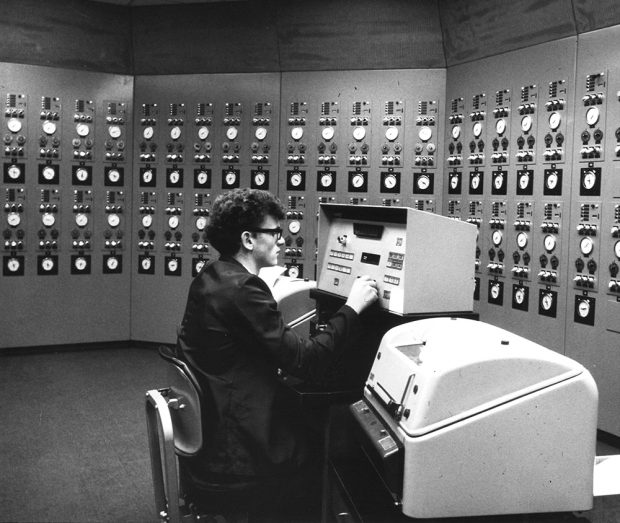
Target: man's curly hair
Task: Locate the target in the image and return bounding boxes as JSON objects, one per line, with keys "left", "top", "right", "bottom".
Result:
{"left": 206, "top": 189, "right": 285, "bottom": 257}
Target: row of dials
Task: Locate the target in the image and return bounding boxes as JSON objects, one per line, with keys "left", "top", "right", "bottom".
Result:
{"left": 3, "top": 163, "right": 126, "bottom": 186}
{"left": 446, "top": 168, "right": 565, "bottom": 196}
{"left": 2, "top": 253, "right": 124, "bottom": 276}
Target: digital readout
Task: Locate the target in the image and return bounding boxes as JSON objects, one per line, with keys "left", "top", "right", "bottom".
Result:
{"left": 361, "top": 252, "right": 380, "bottom": 265}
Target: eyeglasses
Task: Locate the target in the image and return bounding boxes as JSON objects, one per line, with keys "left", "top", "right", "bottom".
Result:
{"left": 248, "top": 227, "right": 283, "bottom": 241}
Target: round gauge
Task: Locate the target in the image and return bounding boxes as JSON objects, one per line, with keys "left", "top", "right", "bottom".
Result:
{"left": 143, "top": 126, "right": 154, "bottom": 140}
{"left": 168, "top": 215, "right": 179, "bottom": 229}
{"left": 107, "top": 214, "right": 120, "bottom": 228}
{"left": 168, "top": 170, "right": 180, "bottom": 185}
{"left": 141, "top": 257, "right": 152, "bottom": 271}
{"left": 290, "top": 127, "right": 304, "bottom": 140}
{"left": 614, "top": 240, "right": 620, "bottom": 259}
{"left": 75, "top": 213, "right": 88, "bottom": 228}
{"left": 7, "top": 257, "right": 21, "bottom": 273}
{"left": 418, "top": 126, "right": 432, "bottom": 142}
{"left": 108, "top": 125, "right": 122, "bottom": 139}
{"left": 518, "top": 172, "right": 530, "bottom": 190}
{"left": 142, "top": 169, "right": 153, "bottom": 184}
{"left": 76, "top": 168, "right": 89, "bottom": 182}
{"left": 514, "top": 287, "right": 525, "bottom": 305}
{"left": 548, "top": 112, "right": 561, "bottom": 131}
{"left": 41, "top": 257, "right": 55, "bottom": 272}
{"left": 76, "top": 123, "right": 90, "bottom": 137}
{"left": 450, "top": 174, "right": 459, "bottom": 189}
{"left": 541, "top": 293, "right": 554, "bottom": 311}
{"left": 580, "top": 236, "right": 594, "bottom": 256}
{"left": 106, "top": 256, "right": 119, "bottom": 271}
{"left": 107, "top": 169, "right": 120, "bottom": 184}
{"left": 198, "top": 126, "right": 210, "bottom": 140}
{"left": 352, "top": 173, "right": 365, "bottom": 188}
{"left": 472, "top": 121, "right": 483, "bottom": 138}
{"left": 353, "top": 126, "right": 366, "bottom": 141}
{"left": 426, "top": 142, "right": 436, "bottom": 153}
{"left": 195, "top": 216, "right": 207, "bottom": 231}
{"left": 546, "top": 171, "right": 558, "bottom": 190}
{"left": 255, "top": 127, "right": 267, "bottom": 141}
{"left": 170, "top": 126, "right": 182, "bottom": 140}
{"left": 226, "top": 126, "right": 238, "bottom": 140}
{"left": 492, "top": 230, "right": 503, "bottom": 247}
{"left": 490, "top": 283, "right": 500, "bottom": 300}
{"left": 495, "top": 119, "right": 506, "bottom": 135}
{"left": 586, "top": 106, "right": 600, "bottom": 126}
{"left": 7, "top": 118, "right": 22, "bottom": 133}
{"left": 7, "top": 164, "right": 21, "bottom": 180}
{"left": 451, "top": 125, "right": 461, "bottom": 140}
{"left": 196, "top": 170, "right": 208, "bottom": 185}
{"left": 288, "top": 265, "right": 300, "bottom": 278}
{"left": 42, "top": 166, "right": 56, "bottom": 181}
{"left": 543, "top": 234, "right": 556, "bottom": 253}
{"left": 516, "top": 232, "right": 528, "bottom": 249}
{"left": 42, "top": 121, "right": 57, "bottom": 135}
{"left": 385, "top": 126, "right": 399, "bottom": 141}
{"left": 577, "top": 299, "right": 590, "bottom": 318}
{"left": 41, "top": 213, "right": 55, "bottom": 227}
{"left": 321, "top": 127, "right": 335, "bottom": 141}
{"left": 582, "top": 170, "right": 597, "bottom": 191}
{"left": 253, "top": 172, "right": 266, "bottom": 187}
{"left": 195, "top": 259, "right": 206, "bottom": 273}
{"left": 288, "top": 220, "right": 301, "bottom": 234}
{"left": 417, "top": 174, "right": 430, "bottom": 191}
{"left": 320, "top": 172, "right": 333, "bottom": 188}
{"left": 383, "top": 173, "right": 397, "bottom": 190}
{"left": 167, "top": 258, "right": 179, "bottom": 272}
{"left": 470, "top": 173, "right": 480, "bottom": 190}
{"left": 225, "top": 171, "right": 237, "bottom": 186}
{"left": 520, "top": 115, "right": 533, "bottom": 133}
{"left": 289, "top": 172, "right": 303, "bottom": 187}
{"left": 7, "top": 212, "right": 21, "bottom": 227}
{"left": 141, "top": 215, "right": 153, "bottom": 228}
{"left": 494, "top": 173, "right": 504, "bottom": 190}
{"left": 74, "top": 257, "right": 87, "bottom": 271}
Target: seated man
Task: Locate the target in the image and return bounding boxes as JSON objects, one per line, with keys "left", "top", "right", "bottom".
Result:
{"left": 176, "top": 188, "right": 378, "bottom": 521}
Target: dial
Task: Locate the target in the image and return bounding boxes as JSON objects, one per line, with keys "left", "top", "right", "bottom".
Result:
{"left": 451, "top": 125, "right": 461, "bottom": 140}
{"left": 288, "top": 220, "right": 301, "bottom": 234}
{"left": 472, "top": 121, "right": 483, "bottom": 138}
{"left": 253, "top": 172, "right": 266, "bottom": 187}
{"left": 168, "top": 170, "right": 180, "bottom": 185}
{"left": 417, "top": 174, "right": 430, "bottom": 190}
{"left": 142, "top": 169, "right": 153, "bottom": 184}
{"left": 320, "top": 172, "right": 333, "bottom": 188}
{"left": 196, "top": 170, "right": 208, "bottom": 185}
{"left": 41, "top": 257, "right": 55, "bottom": 272}
{"left": 107, "top": 213, "right": 121, "bottom": 228}
{"left": 255, "top": 127, "right": 267, "bottom": 141}
{"left": 582, "top": 170, "right": 597, "bottom": 191}
{"left": 195, "top": 216, "right": 207, "bottom": 231}
{"left": 141, "top": 257, "right": 152, "bottom": 271}
{"left": 577, "top": 299, "right": 590, "bottom": 318}
{"left": 514, "top": 287, "right": 525, "bottom": 305}
{"left": 450, "top": 174, "right": 459, "bottom": 189}
{"left": 352, "top": 173, "right": 365, "bottom": 188}
{"left": 516, "top": 232, "right": 528, "bottom": 249}
{"left": 520, "top": 115, "right": 533, "bottom": 133}
{"left": 289, "top": 172, "right": 303, "bottom": 187}
{"left": 495, "top": 119, "right": 506, "bottom": 135}
{"left": 168, "top": 215, "right": 179, "bottom": 229}
{"left": 7, "top": 118, "right": 22, "bottom": 133}
{"left": 383, "top": 173, "right": 397, "bottom": 190}
{"left": 7, "top": 257, "right": 21, "bottom": 273}
{"left": 108, "top": 125, "right": 122, "bottom": 139}
{"left": 107, "top": 169, "right": 120, "bottom": 184}
{"left": 290, "top": 127, "right": 304, "bottom": 140}
{"left": 7, "top": 164, "right": 21, "bottom": 180}
{"left": 492, "top": 230, "right": 503, "bottom": 247}
{"left": 141, "top": 215, "right": 153, "bottom": 228}
{"left": 76, "top": 168, "right": 89, "bottom": 182}
{"left": 470, "top": 173, "right": 480, "bottom": 190}
{"left": 42, "top": 121, "right": 57, "bottom": 135}
{"left": 76, "top": 123, "right": 90, "bottom": 137}
{"left": 541, "top": 293, "right": 554, "bottom": 311}
{"left": 7, "top": 212, "right": 21, "bottom": 227}
{"left": 586, "top": 106, "right": 600, "bottom": 126}
{"left": 546, "top": 171, "right": 558, "bottom": 190}
{"left": 75, "top": 213, "right": 88, "bottom": 228}
{"left": 226, "top": 126, "right": 238, "bottom": 140}
{"left": 41, "top": 213, "right": 55, "bottom": 227}
{"left": 143, "top": 126, "right": 154, "bottom": 140}
{"left": 548, "top": 112, "right": 561, "bottom": 131}
{"left": 106, "top": 256, "right": 119, "bottom": 271}
{"left": 42, "top": 166, "right": 56, "bottom": 181}
{"left": 198, "top": 126, "right": 210, "bottom": 140}
{"left": 580, "top": 236, "right": 594, "bottom": 256}
{"left": 225, "top": 171, "right": 237, "bottom": 186}
{"left": 195, "top": 259, "right": 206, "bottom": 273}
{"left": 74, "top": 257, "right": 87, "bottom": 271}
{"left": 418, "top": 126, "right": 432, "bottom": 141}
{"left": 494, "top": 173, "right": 504, "bottom": 190}
{"left": 490, "top": 283, "right": 500, "bottom": 299}
{"left": 544, "top": 234, "right": 556, "bottom": 252}
{"left": 385, "top": 126, "right": 399, "bottom": 141}
{"left": 321, "top": 127, "right": 335, "bottom": 141}
{"left": 167, "top": 258, "right": 179, "bottom": 272}
{"left": 615, "top": 240, "right": 620, "bottom": 259}
{"left": 352, "top": 126, "right": 366, "bottom": 141}
{"left": 170, "top": 126, "right": 182, "bottom": 140}
{"left": 519, "top": 172, "right": 530, "bottom": 190}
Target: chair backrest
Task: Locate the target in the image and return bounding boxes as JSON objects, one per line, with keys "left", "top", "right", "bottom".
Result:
{"left": 158, "top": 345, "right": 203, "bottom": 456}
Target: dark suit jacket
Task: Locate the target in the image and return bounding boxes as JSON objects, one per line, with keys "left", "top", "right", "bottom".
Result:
{"left": 176, "top": 256, "right": 361, "bottom": 480}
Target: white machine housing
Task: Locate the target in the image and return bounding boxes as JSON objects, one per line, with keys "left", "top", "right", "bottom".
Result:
{"left": 361, "top": 317, "right": 598, "bottom": 518}
{"left": 317, "top": 203, "right": 476, "bottom": 314}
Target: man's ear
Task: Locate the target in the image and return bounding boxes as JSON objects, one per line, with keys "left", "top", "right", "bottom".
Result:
{"left": 240, "top": 230, "right": 254, "bottom": 251}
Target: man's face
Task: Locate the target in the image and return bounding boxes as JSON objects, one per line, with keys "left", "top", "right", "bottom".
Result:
{"left": 251, "top": 215, "right": 284, "bottom": 269}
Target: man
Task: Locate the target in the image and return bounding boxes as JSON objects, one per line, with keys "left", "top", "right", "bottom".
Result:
{"left": 176, "top": 188, "right": 378, "bottom": 520}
